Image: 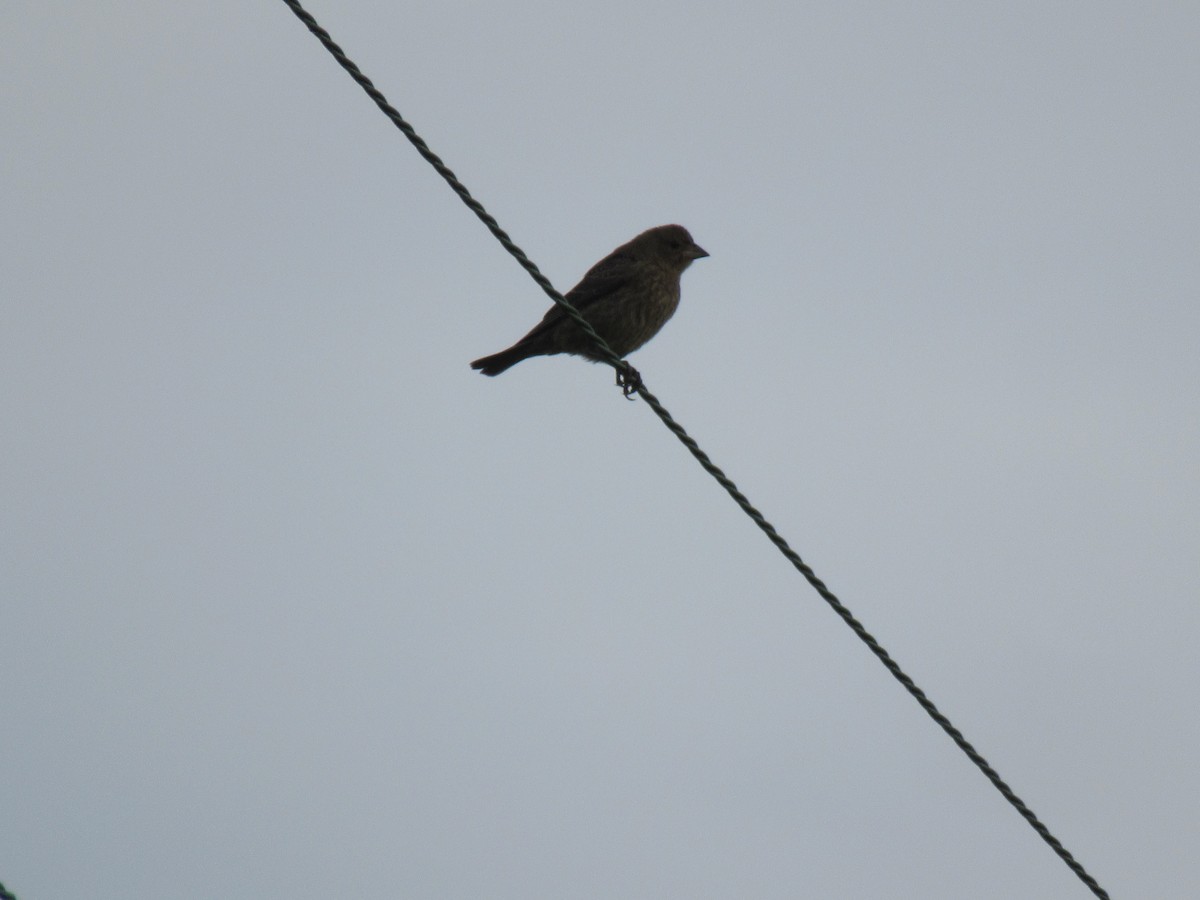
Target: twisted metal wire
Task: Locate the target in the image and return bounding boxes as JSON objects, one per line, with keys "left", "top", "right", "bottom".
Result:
{"left": 280, "top": 3, "right": 1110, "bottom": 897}
{"left": 278, "top": 1, "right": 623, "bottom": 373}
{"left": 630, "top": 383, "right": 1108, "bottom": 893}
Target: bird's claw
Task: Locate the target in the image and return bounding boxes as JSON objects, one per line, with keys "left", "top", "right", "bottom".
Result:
{"left": 616, "top": 363, "right": 643, "bottom": 399}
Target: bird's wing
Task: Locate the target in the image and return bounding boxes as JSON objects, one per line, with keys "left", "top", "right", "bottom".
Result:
{"left": 563, "top": 250, "right": 637, "bottom": 311}
{"left": 518, "top": 250, "right": 637, "bottom": 339}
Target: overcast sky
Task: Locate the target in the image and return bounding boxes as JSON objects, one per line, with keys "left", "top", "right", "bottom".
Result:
{"left": 3, "top": 2, "right": 1198, "bottom": 898}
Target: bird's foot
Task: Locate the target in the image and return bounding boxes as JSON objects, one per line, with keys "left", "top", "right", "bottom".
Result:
{"left": 615, "top": 363, "right": 642, "bottom": 399}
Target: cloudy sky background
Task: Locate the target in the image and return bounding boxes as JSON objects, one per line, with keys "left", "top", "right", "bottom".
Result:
{"left": 3, "top": 2, "right": 1198, "bottom": 898}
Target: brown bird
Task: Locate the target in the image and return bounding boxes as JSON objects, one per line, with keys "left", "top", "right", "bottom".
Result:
{"left": 470, "top": 224, "right": 708, "bottom": 383}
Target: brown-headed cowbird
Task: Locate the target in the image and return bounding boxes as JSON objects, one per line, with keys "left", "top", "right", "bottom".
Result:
{"left": 470, "top": 224, "right": 708, "bottom": 381}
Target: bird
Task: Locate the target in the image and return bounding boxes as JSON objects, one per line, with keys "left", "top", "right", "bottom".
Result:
{"left": 470, "top": 224, "right": 708, "bottom": 390}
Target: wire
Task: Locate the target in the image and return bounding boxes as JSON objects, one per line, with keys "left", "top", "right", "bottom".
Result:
{"left": 280, "top": 3, "right": 1111, "bottom": 897}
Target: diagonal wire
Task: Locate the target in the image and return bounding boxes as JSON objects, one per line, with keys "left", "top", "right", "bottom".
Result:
{"left": 278, "top": 2, "right": 624, "bottom": 373}
{"left": 280, "top": 3, "right": 1110, "bottom": 897}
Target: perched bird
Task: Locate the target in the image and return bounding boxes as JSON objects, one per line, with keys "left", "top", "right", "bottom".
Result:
{"left": 470, "top": 224, "right": 708, "bottom": 384}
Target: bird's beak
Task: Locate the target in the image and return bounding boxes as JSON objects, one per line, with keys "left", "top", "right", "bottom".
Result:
{"left": 690, "top": 244, "right": 710, "bottom": 260}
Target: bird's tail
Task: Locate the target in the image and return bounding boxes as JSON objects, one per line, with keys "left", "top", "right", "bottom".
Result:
{"left": 470, "top": 343, "right": 534, "bottom": 377}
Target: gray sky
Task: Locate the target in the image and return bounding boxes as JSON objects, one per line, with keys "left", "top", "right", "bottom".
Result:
{"left": 3, "top": 2, "right": 1198, "bottom": 898}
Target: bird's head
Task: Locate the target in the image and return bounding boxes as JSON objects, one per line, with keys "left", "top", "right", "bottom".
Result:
{"left": 639, "top": 224, "right": 709, "bottom": 271}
